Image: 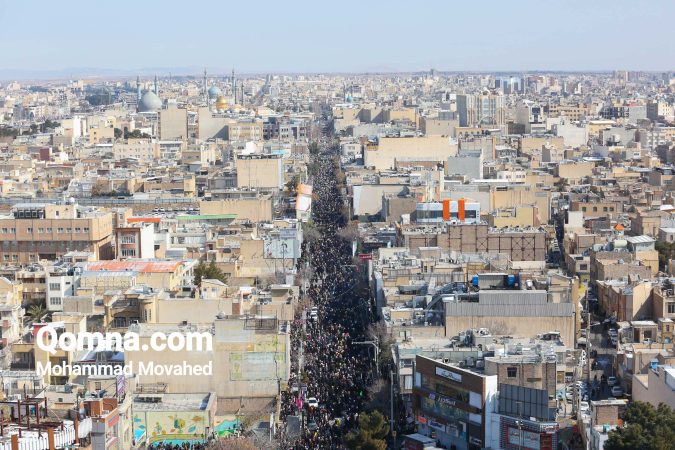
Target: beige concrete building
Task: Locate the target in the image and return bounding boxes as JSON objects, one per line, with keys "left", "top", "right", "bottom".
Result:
{"left": 633, "top": 365, "right": 675, "bottom": 410}
{"left": 236, "top": 155, "right": 284, "bottom": 191}
{"left": 0, "top": 203, "right": 114, "bottom": 264}
{"left": 125, "top": 317, "right": 290, "bottom": 400}
{"left": 364, "top": 136, "right": 458, "bottom": 170}
{"left": 200, "top": 197, "right": 274, "bottom": 222}
{"left": 112, "top": 138, "right": 160, "bottom": 163}
{"left": 158, "top": 104, "right": 188, "bottom": 140}
{"left": 420, "top": 117, "right": 458, "bottom": 137}
{"left": 84, "top": 260, "right": 193, "bottom": 292}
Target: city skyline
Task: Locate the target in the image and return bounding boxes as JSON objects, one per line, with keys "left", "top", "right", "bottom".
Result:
{"left": 0, "top": 0, "right": 673, "bottom": 78}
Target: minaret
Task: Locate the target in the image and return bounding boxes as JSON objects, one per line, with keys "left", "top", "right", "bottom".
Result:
{"left": 231, "top": 68, "right": 236, "bottom": 105}
{"left": 136, "top": 76, "right": 141, "bottom": 103}
{"left": 203, "top": 69, "right": 208, "bottom": 104}
{"left": 154, "top": 75, "right": 158, "bottom": 95}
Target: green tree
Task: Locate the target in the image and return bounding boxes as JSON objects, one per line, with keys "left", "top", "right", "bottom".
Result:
{"left": 285, "top": 175, "right": 300, "bottom": 194}
{"left": 655, "top": 241, "right": 675, "bottom": 271}
{"left": 124, "top": 129, "right": 151, "bottom": 139}
{"left": 193, "top": 261, "right": 228, "bottom": 287}
{"left": 344, "top": 411, "right": 389, "bottom": 450}
{"left": 308, "top": 142, "right": 320, "bottom": 155}
{"left": 114, "top": 127, "right": 123, "bottom": 139}
{"left": 25, "top": 301, "right": 51, "bottom": 323}
{"left": 605, "top": 401, "right": 675, "bottom": 450}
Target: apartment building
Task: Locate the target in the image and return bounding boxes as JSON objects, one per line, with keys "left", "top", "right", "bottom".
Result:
{"left": 0, "top": 203, "right": 114, "bottom": 264}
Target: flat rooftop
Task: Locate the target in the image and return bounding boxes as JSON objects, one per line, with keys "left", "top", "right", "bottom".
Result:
{"left": 132, "top": 392, "right": 213, "bottom": 412}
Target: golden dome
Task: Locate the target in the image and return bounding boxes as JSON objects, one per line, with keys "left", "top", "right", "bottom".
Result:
{"left": 215, "top": 95, "right": 228, "bottom": 111}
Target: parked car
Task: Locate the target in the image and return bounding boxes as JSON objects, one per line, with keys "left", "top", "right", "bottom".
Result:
{"left": 579, "top": 401, "right": 590, "bottom": 413}
{"left": 307, "top": 397, "right": 319, "bottom": 408}
{"left": 307, "top": 420, "right": 318, "bottom": 432}
{"left": 607, "top": 376, "right": 618, "bottom": 387}
{"left": 611, "top": 386, "right": 625, "bottom": 397}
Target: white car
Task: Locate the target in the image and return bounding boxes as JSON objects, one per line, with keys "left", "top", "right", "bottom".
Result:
{"left": 579, "top": 401, "right": 590, "bottom": 413}
{"left": 307, "top": 397, "right": 319, "bottom": 408}
{"left": 607, "top": 376, "right": 618, "bottom": 387}
{"left": 611, "top": 386, "right": 624, "bottom": 397}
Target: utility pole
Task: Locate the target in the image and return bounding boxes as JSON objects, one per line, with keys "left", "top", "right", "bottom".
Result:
{"left": 586, "top": 289, "right": 592, "bottom": 386}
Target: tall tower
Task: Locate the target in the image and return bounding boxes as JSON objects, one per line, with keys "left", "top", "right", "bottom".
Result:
{"left": 154, "top": 75, "right": 158, "bottom": 95}
{"left": 203, "top": 69, "right": 208, "bottom": 104}
{"left": 136, "top": 76, "right": 141, "bottom": 103}
{"left": 231, "top": 69, "right": 236, "bottom": 104}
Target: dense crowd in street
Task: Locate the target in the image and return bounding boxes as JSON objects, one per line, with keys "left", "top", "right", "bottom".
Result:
{"left": 280, "top": 136, "right": 375, "bottom": 449}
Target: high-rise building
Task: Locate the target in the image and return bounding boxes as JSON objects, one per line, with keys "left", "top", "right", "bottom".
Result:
{"left": 457, "top": 91, "right": 505, "bottom": 127}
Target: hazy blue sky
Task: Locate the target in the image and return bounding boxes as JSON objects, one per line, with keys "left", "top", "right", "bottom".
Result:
{"left": 0, "top": 0, "right": 673, "bottom": 74}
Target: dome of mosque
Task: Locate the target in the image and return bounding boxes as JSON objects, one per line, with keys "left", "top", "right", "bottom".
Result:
{"left": 208, "top": 86, "right": 222, "bottom": 99}
{"left": 215, "top": 95, "right": 228, "bottom": 111}
{"left": 138, "top": 91, "right": 162, "bottom": 112}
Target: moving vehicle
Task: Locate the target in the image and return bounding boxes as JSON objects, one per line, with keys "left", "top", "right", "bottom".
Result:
{"left": 307, "top": 397, "right": 319, "bottom": 408}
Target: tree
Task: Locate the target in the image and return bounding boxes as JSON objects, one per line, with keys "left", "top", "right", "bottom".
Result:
{"left": 26, "top": 301, "right": 51, "bottom": 323}
{"left": 193, "top": 261, "right": 228, "bottom": 287}
{"left": 605, "top": 401, "right": 675, "bottom": 450}
{"left": 285, "top": 175, "right": 300, "bottom": 194}
{"left": 655, "top": 241, "right": 675, "bottom": 271}
{"left": 344, "top": 411, "right": 389, "bottom": 450}
{"left": 114, "top": 128, "right": 123, "bottom": 139}
{"left": 308, "top": 142, "right": 320, "bottom": 155}
{"left": 124, "top": 129, "right": 151, "bottom": 139}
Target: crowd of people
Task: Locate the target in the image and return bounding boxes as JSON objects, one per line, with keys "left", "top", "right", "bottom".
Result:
{"left": 280, "top": 135, "right": 376, "bottom": 449}
{"left": 149, "top": 441, "right": 210, "bottom": 450}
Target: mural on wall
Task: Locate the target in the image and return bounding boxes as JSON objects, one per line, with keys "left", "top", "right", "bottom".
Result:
{"left": 229, "top": 334, "right": 286, "bottom": 381}
{"left": 133, "top": 411, "right": 209, "bottom": 444}
{"left": 214, "top": 417, "right": 240, "bottom": 437}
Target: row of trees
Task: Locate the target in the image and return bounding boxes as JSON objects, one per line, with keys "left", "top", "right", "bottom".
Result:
{"left": 605, "top": 401, "right": 675, "bottom": 450}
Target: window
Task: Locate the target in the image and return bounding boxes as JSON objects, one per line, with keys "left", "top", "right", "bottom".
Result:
{"left": 75, "top": 228, "right": 81, "bottom": 233}
{"left": 668, "top": 303, "right": 675, "bottom": 314}
{"left": 66, "top": 228, "right": 72, "bottom": 233}
{"left": 38, "top": 228, "right": 45, "bottom": 233}
{"left": 1, "top": 228, "right": 7, "bottom": 233}
{"left": 121, "top": 248, "right": 136, "bottom": 257}
{"left": 2, "top": 255, "right": 7, "bottom": 261}
{"left": 49, "top": 283, "right": 60, "bottom": 291}
{"left": 47, "top": 227, "right": 52, "bottom": 233}
{"left": 603, "top": 207, "right": 608, "bottom": 212}
{"left": 579, "top": 264, "right": 588, "bottom": 271}
{"left": 57, "top": 228, "right": 64, "bottom": 233}
{"left": 9, "top": 228, "right": 15, "bottom": 233}
{"left": 49, "top": 297, "right": 62, "bottom": 306}
{"left": 582, "top": 207, "right": 586, "bottom": 212}
{"left": 83, "top": 227, "right": 90, "bottom": 233}
{"left": 507, "top": 367, "right": 518, "bottom": 378}
{"left": 26, "top": 228, "right": 32, "bottom": 233}
{"left": 593, "top": 207, "right": 598, "bottom": 212}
